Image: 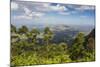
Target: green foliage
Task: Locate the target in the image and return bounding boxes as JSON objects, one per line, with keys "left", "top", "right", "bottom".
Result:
{"left": 18, "top": 25, "right": 29, "bottom": 34}
{"left": 11, "top": 25, "right": 95, "bottom": 66}
{"left": 11, "top": 24, "right": 16, "bottom": 33}
{"left": 30, "top": 28, "right": 40, "bottom": 35}
{"left": 11, "top": 43, "right": 71, "bottom": 66}
{"left": 74, "top": 32, "right": 85, "bottom": 44}
{"left": 43, "top": 27, "right": 54, "bottom": 45}
{"left": 69, "top": 32, "right": 85, "bottom": 60}
{"left": 26, "top": 28, "right": 40, "bottom": 44}
{"left": 69, "top": 32, "right": 95, "bottom": 62}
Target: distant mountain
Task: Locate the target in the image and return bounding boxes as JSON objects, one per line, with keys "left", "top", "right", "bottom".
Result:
{"left": 48, "top": 25, "right": 78, "bottom": 44}
{"left": 49, "top": 25, "right": 70, "bottom": 32}
{"left": 12, "top": 23, "right": 94, "bottom": 35}
{"left": 52, "top": 30, "right": 78, "bottom": 44}
{"left": 49, "top": 25, "right": 94, "bottom": 45}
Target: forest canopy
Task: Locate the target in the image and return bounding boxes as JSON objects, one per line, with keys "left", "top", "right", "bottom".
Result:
{"left": 11, "top": 24, "right": 95, "bottom": 66}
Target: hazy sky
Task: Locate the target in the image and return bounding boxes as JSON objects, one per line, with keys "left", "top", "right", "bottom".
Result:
{"left": 11, "top": 1, "right": 95, "bottom": 26}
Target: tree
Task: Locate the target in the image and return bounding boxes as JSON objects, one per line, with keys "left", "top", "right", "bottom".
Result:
{"left": 26, "top": 28, "right": 40, "bottom": 44}
{"left": 11, "top": 24, "right": 16, "bottom": 33}
{"left": 18, "top": 25, "right": 28, "bottom": 34}
{"left": 30, "top": 28, "right": 40, "bottom": 36}
{"left": 43, "top": 27, "right": 54, "bottom": 45}
{"left": 74, "top": 32, "right": 85, "bottom": 44}
{"left": 31, "top": 29, "right": 40, "bottom": 43}
{"left": 59, "top": 43, "right": 68, "bottom": 51}
{"left": 69, "top": 32, "right": 85, "bottom": 60}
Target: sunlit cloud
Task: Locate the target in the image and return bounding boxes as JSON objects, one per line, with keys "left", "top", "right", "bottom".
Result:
{"left": 13, "top": 11, "right": 45, "bottom": 20}
{"left": 16, "top": 2, "right": 68, "bottom": 12}
{"left": 11, "top": 1, "right": 45, "bottom": 20}
{"left": 34, "top": 3, "right": 68, "bottom": 12}
{"left": 23, "top": 6, "right": 45, "bottom": 18}
{"left": 11, "top": 2, "right": 19, "bottom": 10}
{"left": 49, "top": 4, "right": 68, "bottom": 11}
{"left": 11, "top": 1, "right": 95, "bottom": 25}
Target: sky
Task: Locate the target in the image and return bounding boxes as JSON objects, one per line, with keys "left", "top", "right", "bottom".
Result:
{"left": 11, "top": 1, "right": 95, "bottom": 26}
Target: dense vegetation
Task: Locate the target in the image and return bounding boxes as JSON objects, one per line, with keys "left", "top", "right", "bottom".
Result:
{"left": 11, "top": 24, "right": 95, "bottom": 66}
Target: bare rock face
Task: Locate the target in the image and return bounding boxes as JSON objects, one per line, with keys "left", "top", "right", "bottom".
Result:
{"left": 86, "top": 29, "right": 95, "bottom": 49}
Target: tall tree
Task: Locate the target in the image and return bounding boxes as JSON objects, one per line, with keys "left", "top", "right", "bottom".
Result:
{"left": 43, "top": 27, "right": 54, "bottom": 45}
{"left": 11, "top": 24, "right": 16, "bottom": 33}
{"left": 31, "top": 28, "right": 40, "bottom": 43}
{"left": 18, "top": 25, "right": 28, "bottom": 34}
{"left": 69, "top": 32, "right": 85, "bottom": 60}
{"left": 26, "top": 28, "right": 40, "bottom": 44}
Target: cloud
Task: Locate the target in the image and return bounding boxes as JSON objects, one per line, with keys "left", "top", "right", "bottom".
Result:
{"left": 11, "top": 2, "right": 68, "bottom": 16}
{"left": 58, "top": 12, "right": 70, "bottom": 15}
{"left": 23, "top": 6, "right": 31, "bottom": 16}
{"left": 75, "top": 6, "right": 95, "bottom": 11}
{"left": 13, "top": 11, "right": 45, "bottom": 20}
{"left": 11, "top": 1, "right": 94, "bottom": 20}
{"left": 12, "top": 2, "right": 45, "bottom": 20}
{"left": 11, "top": 2, "right": 19, "bottom": 10}
{"left": 65, "top": 5, "right": 95, "bottom": 15}
{"left": 23, "top": 6, "right": 45, "bottom": 18}
{"left": 67, "top": 4, "right": 95, "bottom": 12}
{"left": 11, "top": 2, "right": 45, "bottom": 20}
{"left": 32, "top": 12, "right": 45, "bottom": 17}
{"left": 33, "top": 3, "right": 68, "bottom": 12}
{"left": 13, "top": 15, "right": 32, "bottom": 20}
{"left": 50, "top": 4, "right": 68, "bottom": 11}
{"left": 23, "top": 6, "right": 45, "bottom": 17}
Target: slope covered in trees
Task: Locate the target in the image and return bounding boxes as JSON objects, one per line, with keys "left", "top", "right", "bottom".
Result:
{"left": 11, "top": 24, "right": 95, "bottom": 66}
